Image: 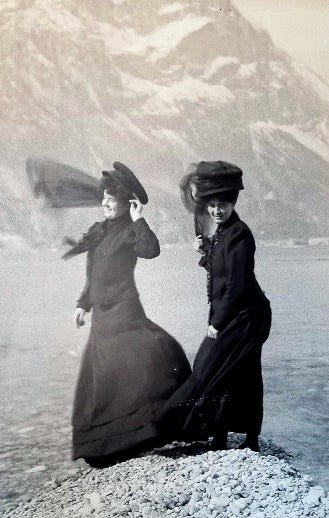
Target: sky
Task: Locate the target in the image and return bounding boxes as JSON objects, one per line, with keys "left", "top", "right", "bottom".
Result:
{"left": 232, "top": 0, "right": 329, "bottom": 82}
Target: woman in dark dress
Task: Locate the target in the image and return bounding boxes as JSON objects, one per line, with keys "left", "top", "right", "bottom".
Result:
{"left": 65, "top": 162, "right": 191, "bottom": 467}
{"left": 160, "top": 160, "right": 271, "bottom": 452}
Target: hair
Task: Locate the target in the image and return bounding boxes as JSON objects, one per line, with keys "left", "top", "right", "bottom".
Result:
{"left": 196, "top": 189, "right": 239, "bottom": 212}
{"left": 99, "top": 175, "right": 131, "bottom": 204}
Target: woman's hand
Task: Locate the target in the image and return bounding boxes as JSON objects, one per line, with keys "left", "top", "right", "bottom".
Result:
{"left": 74, "top": 308, "right": 86, "bottom": 328}
{"left": 207, "top": 325, "right": 218, "bottom": 339}
{"left": 194, "top": 235, "right": 205, "bottom": 254}
{"left": 130, "top": 194, "right": 143, "bottom": 222}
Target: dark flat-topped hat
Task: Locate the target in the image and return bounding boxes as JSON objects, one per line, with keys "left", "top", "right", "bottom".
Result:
{"left": 194, "top": 160, "right": 244, "bottom": 197}
{"left": 101, "top": 162, "right": 148, "bottom": 205}
{"left": 180, "top": 160, "right": 244, "bottom": 236}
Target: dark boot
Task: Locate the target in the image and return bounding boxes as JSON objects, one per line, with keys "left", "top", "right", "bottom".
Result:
{"left": 83, "top": 455, "right": 116, "bottom": 469}
{"left": 238, "top": 432, "right": 259, "bottom": 452}
{"left": 209, "top": 430, "right": 228, "bottom": 451}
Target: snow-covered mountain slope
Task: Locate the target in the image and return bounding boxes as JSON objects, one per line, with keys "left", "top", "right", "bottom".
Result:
{"left": 0, "top": 0, "right": 328, "bottom": 245}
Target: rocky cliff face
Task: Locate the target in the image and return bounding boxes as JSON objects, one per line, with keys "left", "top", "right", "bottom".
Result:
{"left": 0, "top": 0, "right": 328, "bottom": 246}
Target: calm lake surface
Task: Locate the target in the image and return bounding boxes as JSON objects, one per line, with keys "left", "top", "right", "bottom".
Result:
{"left": 1, "top": 243, "right": 328, "bottom": 511}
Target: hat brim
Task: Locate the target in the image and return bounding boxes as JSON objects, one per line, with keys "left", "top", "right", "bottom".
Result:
{"left": 113, "top": 162, "right": 148, "bottom": 205}
{"left": 197, "top": 186, "right": 244, "bottom": 198}
{"left": 101, "top": 162, "right": 148, "bottom": 204}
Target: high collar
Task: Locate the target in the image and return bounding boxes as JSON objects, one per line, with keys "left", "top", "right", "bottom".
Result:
{"left": 62, "top": 213, "right": 132, "bottom": 260}
{"left": 216, "top": 210, "right": 240, "bottom": 232}
{"left": 103, "top": 212, "right": 132, "bottom": 231}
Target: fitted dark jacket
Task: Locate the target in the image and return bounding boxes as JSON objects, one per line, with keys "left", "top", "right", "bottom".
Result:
{"left": 77, "top": 216, "right": 160, "bottom": 311}
{"left": 200, "top": 211, "right": 269, "bottom": 331}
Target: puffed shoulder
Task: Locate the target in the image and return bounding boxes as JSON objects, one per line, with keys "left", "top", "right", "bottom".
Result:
{"left": 126, "top": 217, "right": 160, "bottom": 258}
{"left": 83, "top": 221, "right": 106, "bottom": 239}
{"left": 130, "top": 217, "right": 148, "bottom": 230}
{"left": 88, "top": 221, "right": 103, "bottom": 232}
{"left": 62, "top": 220, "right": 107, "bottom": 259}
{"left": 126, "top": 217, "right": 155, "bottom": 238}
{"left": 224, "top": 220, "right": 255, "bottom": 252}
{"left": 125, "top": 217, "right": 147, "bottom": 238}
{"left": 226, "top": 219, "right": 254, "bottom": 239}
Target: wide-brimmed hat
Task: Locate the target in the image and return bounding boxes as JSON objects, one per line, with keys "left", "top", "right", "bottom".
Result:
{"left": 101, "top": 162, "right": 148, "bottom": 205}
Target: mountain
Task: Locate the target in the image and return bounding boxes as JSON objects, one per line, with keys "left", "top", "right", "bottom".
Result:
{"left": 0, "top": 0, "right": 328, "bottom": 247}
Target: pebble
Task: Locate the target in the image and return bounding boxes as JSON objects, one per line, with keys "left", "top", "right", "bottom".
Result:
{"left": 234, "top": 497, "right": 248, "bottom": 510}
{"left": 84, "top": 491, "right": 104, "bottom": 510}
{"left": 210, "top": 495, "right": 230, "bottom": 509}
{"left": 3, "top": 438, "right": 328, "bottom": 518}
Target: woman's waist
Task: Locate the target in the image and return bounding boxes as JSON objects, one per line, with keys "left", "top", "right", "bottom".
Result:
{"left": 92, "top": 294, "right": 146, "bottom": 324}
{"left": 211, "top": 288, "right": 270, "bottom": 310}
{"left": 90, "top": 279, "right": 138, "bottom": 304}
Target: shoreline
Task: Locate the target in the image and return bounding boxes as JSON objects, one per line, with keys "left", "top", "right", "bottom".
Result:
{"left": 3, "top": 436, "right": 329, "bottom": 518}
{"left": 1, "top": 245, "right": 328, "bottom": 514}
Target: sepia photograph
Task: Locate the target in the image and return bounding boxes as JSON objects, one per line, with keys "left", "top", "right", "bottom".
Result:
{"left": 1, "top": 0, "right": 328, "bottom": 516}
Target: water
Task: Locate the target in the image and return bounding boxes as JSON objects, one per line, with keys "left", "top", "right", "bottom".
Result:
{"left": 1, "top": 243, "right": 328, "bottom": 511}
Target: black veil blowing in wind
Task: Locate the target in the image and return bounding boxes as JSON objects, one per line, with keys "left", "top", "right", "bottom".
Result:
{"left": 26, "top": 157, "right": 101, "bottom": 209}
{"left": 26, "top": 157, "right": 105, "bottom": 258}
{"left": 179, "top": 165, "right": 216, "bottom": 238}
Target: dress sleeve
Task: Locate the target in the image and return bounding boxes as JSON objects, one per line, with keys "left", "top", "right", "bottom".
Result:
{"left": 210, "top": 226, "right": 255, "bottom": 330}
{"left": 129, "top": 217, "right": 160, "bottom": 259}
{"left": 76, "top": 250, "right": 93, "bottom": 312}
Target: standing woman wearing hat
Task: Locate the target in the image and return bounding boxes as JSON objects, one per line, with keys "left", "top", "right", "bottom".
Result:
{"left": 64, "top": 163, "right": 191, "bottom": 467}
{"left": 160, "top": 161, "right": 271, "bottom": 452}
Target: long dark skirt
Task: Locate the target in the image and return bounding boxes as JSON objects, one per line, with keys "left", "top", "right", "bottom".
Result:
{"left": 72, "top": 298, "right": 191, "bottom": 460}
{"left": 159, "top": 306, "right": 271, "bottom": 441}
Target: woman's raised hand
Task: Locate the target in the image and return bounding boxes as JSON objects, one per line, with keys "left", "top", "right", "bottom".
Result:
{"left": 129, "top": 193, "right": 143, "bottom": 222}
{"left": 74, "top": 308, "right": 86, "bottom": 328}
{"left": 194, "top": 235, "right": 204, "bottom": 254}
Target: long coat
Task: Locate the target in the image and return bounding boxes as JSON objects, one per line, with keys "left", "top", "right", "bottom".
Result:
{"left": 160, "top": 211, "right": 271, "bottom": 440}
{"left": 72, "top": 215, "right": 191, "bottom": 460}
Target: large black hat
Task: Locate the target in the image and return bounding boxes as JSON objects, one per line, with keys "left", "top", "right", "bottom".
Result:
{"left": 180, "top": 160, "right": 244, "bottom": 237}
{"left": 101, "top": 162, "right": 148, "bottom": 205}
{"left": 194, "top": 160, "right": 244, "bottom": 197}
{"left": 180, "top": 160, "right": 244, "bottom": 212}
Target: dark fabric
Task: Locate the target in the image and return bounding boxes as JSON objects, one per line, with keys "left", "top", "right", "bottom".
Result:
{"left": 72, "top": 301, "right": 191, "bottom": 460}
{"left": 72, "top": 217, "right": 191, "bottom": 460}
{"left": 160, "top": 308, "right": 271, "bottom": 440}
{"left": 62, "top": 214, "right": 130, "bottom": 260}
{"left": 159, "top": 212, "right": 271, "bottom": 440}
{"left": 76, "top": 217, "right": 160, "bottom": 311}
{"left": 200, "top": 211, "right": 269, "bottom": 330}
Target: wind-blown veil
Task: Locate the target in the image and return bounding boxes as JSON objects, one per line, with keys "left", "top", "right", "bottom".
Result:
{"left": 179, "top": 163, "right": 216, "bottom": 238}
{"left": 26, "top": 157, "right": 101, "bottom": 208}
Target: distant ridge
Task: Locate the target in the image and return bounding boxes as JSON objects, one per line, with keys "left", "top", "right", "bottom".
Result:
{"left": 0, "top": 0, "right": 328, "bottom": 246}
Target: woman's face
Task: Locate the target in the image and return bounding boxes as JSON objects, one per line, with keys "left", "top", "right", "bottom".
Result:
{"left": 206, "top": 198, "right": 235, "bottom": 225}
{"left": 102, "top": 190, "right": 129, "bottom": 220}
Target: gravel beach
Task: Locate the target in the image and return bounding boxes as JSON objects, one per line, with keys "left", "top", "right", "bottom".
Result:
{"left": 4, "top": 436, "right": 328, "bottom": 518}
{"left": 2, "top": 246, "right": 329, "bottom": 516}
